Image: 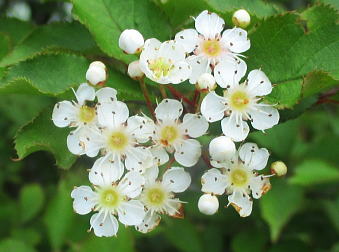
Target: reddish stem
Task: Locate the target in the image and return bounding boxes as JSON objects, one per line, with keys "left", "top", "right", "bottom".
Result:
{"left": 166, "top": 85, "right": 195, "bottom": 107}
{"left": 201, "top": 151, "right": 212, "bottom": 168}
{"left": 139, "top": 79, "right": 156, "bottom": 120}
{"left": 316, "top": 98, "right": 339, "bottom": 105}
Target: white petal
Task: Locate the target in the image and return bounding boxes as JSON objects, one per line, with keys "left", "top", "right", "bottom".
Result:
{"left": 201, "top": 168, "right": 228, "bottom": 195}
{"left": 174, "top": 139, "right": 201, "bottom": 167}
{"left": 67, "top": 129, "right": 86, "bottom": 155}
{"left": 96, "top": 87, "right": 117, "bottom": 103}
{"left": 250, "top": 175, "right": 271, "bottom": 199}
{"left": 228, "top": 190, "right": 253, "bottom": 217}
{"left": 135, "top": 211, "right": 161, "bottom": 233}
{"left": 90, "top": 212, "right": 118, "bottom": 237}
{"left": 52, "top": 101, "right": 77, "bottom": 127}
{"left": 247, "top": 69, "right": 273, "bottom": 96}
{"left": 249, "top": 105, "right": 279, "bottom": 130}
{"left": 201, "top": 92, "right": 227, "bottom": 122}
{"left": 158, "top": 40, "right": 186, "bottom": 62}
{"left": 83, "top": 128, "right": 105, "bottom": 157}
{"left": 118, "top": 200, "right": 146, "bottom": 226}
{"left": 175, "top": 29, "right": 199, "bottom": 53}
{"left": 76, "top": 83, "right": 96, "bottom": 105}
{"left": 239, "top": 143, "right": 270, "bottom": 171}
{"left": 186, "top": 55, "right": 211, "bottom": 84}
{"left": 71, "top": 186, "right": 96, "bottom": 215}
{"left": 221, "top": 114, "right": 249, "bottom": 142}
{"left": 180, "top": 113, "right": 209, "bottom": 138}
{"left": 214, "top": 59, "right": 247, "bottom": 88}
{"left": 155, "top": 99, "right": 183, "bottom": 122}
{"left": 209, "top": 136, "right": 236, "bottom": 164}
{"left": 141, "top": 38, "right": 161, "bottom": 61}
{"left": 150, "top": 145, "right": 169, "bottom": 166}
{"left": 162, "top": 167, "right": 191, "bottom": 193}
{"left": 118, "top": 171, "right": 145, "bottom": 198}
{"left": 221, "top": 28, "right": 250, "bottom": 53}
{"left": 127, "top": 115, "right": 155, "bottom": 143}
{"left": 144, "top": 165, "right": 159, "bottom": 186}
{"left": 97, "top": 101, "right": 129, "bottom": 128}
{"left": 195, "top": 10, "right": 225, "bottom": 39}
{"left": 166, "top": 199, "right": 182, "bottom": 216}
{"left": 125, "top": 147, "right": 153, "bottom": 173}
{"left": 89, "top": 155, "right": 124, "bottom": 186}
{"left": 169, "top": 61, "right": 192, "bottom": 84}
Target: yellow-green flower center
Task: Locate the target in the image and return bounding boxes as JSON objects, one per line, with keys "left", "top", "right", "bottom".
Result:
{"left": 202, "top": 39, "right": 222, "bottom": 57}
{"left": 108, "top": 131, "right": 129, "bottom": 151}
{"left": 78, "top": 105, "right": 96, "bottom": 123}
{"left": 149, "top": 57, "right": 174, "bottom": 79}
{"left": 160, "top": 125, "right": 179, "bottom": 146}
{"left": 99, "top": 187, "right": 121, "bottom": 208}
{"left": 230, "top": 168, "right": 249, "bottom": 187}
{"left": 145, "top": 187, "right": 167, "bottom": 207}
{"left": 229, "top": 90, "right": 250, "bottom": 111}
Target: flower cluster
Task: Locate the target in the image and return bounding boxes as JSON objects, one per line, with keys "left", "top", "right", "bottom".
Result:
{"left": 52, "top": 9, "right": 287, "bottom": 237}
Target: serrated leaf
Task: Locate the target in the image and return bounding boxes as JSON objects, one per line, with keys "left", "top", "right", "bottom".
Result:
{"left": 0, "top": 18, "right": 35, "bottom": 46}
{"left": 260, "top": 180, "right": 304, "bottom": 242}
{"left": 14, "top": 108, "right": 77, "bottom": 169}
{"left": 19, "top": 184, "right": 45, "bottom": 222}
{"left": 302, "top": 71, "right": 338, "bottom": 98}
{"left": 315, "top": 0, "right": 339, "bottom": 10}
{"left": 289, "top": 159, "right": 339, "bottom": 186}
{"left": 0, "top": 22, "right": 97, "bottom": 67}
{"left": 71, "top": 0, "right": 172, "bottom": 63}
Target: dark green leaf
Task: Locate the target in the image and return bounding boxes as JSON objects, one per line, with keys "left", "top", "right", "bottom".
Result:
{"left": 19, "top": 184, "right": 45, "bottom": 222}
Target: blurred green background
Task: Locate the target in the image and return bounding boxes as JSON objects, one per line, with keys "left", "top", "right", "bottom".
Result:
{"left": 0, "top": 0, "right": 338, "bottom": 251}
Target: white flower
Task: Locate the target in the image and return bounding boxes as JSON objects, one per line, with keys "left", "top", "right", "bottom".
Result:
{"left": 139, "top": 39, "right": 192, "bottom": 84}
{"left": 86, "top": 61, "right": 107, "bottom": 86}
{"left": 52, "top": 84, "right": 118, "bottom": 155}
{"left": 197, "top": 73, "right": 216, "bottom": 91}
{"left": 71, "top": 170, "right": 146, "bottom": 237}
{"left": 149, "top": 99, "right": 209, "bottom": 167}
{"left": 175, "top": 10, "right": 250, "bottom": 84}
{"left": 127, "top": 60, "right": 144, "bottom": 80}
{"left": 201, "top": 65, "right": 279, "bottom": 141}
{"left": 209, "top": 136, "right": 236, "bottom": 168}
{"left": 232, "top": 9, "right": 251, "bottom": 28}
{"left": 119, "top": 29, "right": 144, "bottom": 54}
{"left": 136, "top": 166, "right": 191, "bottom": 233}
{"left": 84, "top": 100, "right": 154, "bottom": 177}
{"left": 198, "top": 194, "right": 219, "bottom": 215}
{"left": 201, "top": 142, "right": 272, "bottom": 217}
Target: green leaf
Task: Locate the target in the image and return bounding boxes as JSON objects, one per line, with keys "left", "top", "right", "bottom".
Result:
{"left": 260, "top": 180, "right": 304, "bottom": 241}
{"left": 14, "top": 108, "right": 77, "bottom": 169}
{"left": 0, "top": 239, "right": 36, "bottom": 252}
{"left": 302, "top": 71, "right": 338, "bottom": 98}
{"left": 19, "top": 184, "right": 45, "bottom": 222}
{"left": 231, "top": 230, "right": 268, "bottom": 252}
{"left": 0, "top": 22, "right": 97, "bottom": 67}
{"left": 322, "top": 197, "right": 339, "bottom": 233}
{"left": 315, "top": 0, "right": 339, "bottom": 10}
{"left": 71, "top": 0, "right": 172, "bottom": 63}
{"left": 0, "top": 18, "right": 35, "bottom": 46}
{"left": 289, "top": 159, "right": 339, "bottom": 186}
{"left": 0, "top": 33, "right": 11, "bottom": 60}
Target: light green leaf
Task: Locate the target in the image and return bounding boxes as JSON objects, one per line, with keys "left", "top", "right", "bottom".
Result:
{"left": 289, "top": 159, "right": 339, "bottom": 186}
{"left": 19, "top": 184, "right": 45, "bottom": 222}
{"left": 315, "top": 0, "right": 339, "bottom": 10}
{"left": 14, "top": 108, "right": 77, "bottom": 169}
{"left": 0, "top": 239, "right": 36, "bottom": 252}
{"left": 260, "top": 180, "right": 304, "bottom": 242}
{"left": 71, "top": 0, "right": 172, "bottom": 63}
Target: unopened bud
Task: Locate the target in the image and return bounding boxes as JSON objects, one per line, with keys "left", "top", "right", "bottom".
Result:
{"left": 119, "top": 29, "right": 144, "bottom": 54}
{"left": 271, "top": 161, "right": 287, "bottom": 176}
{"left": 86, "top": 61, "right": 107, "bottom": 86}
{"left": 127, "top": 60, "right": 144, "bottom": 80}
{"left": 197, "top": 73, "right": 216, "bottom": 92}
{"left": 198, "top": 194, "right": 219, "bottom": 215}
{"left": 232, "top": 9, "right": 251, "bottom": 28}
{"left": 209, "top": 136, "right": 236, "bottom": 161}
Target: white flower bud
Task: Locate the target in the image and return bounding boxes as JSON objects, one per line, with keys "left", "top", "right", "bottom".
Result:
{"left": 119, "top": 29, "right": 144, "bottom": 54}
{"left": 127, "top": 60, "right": 144, "bottom": 80}
{"left": 86, "top": 61, "right": 107, "bottom": 86}
{"left": 197, "top": 73, "right": 216, "bottom": 91}
{"left": 209, "top": 136, "right": 236, "bottom": 161}
{"left": 198, "top": 194, "right": 219, "bottom": 215}
{"left": 271, "top": 161, "right": 287, "bottom": 176}
{"left": 232, "top": 9, "right": 251, "bottom": 28}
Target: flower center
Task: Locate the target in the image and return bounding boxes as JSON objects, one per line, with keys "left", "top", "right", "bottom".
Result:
{"left": 230, "top": 168, "right": 249, "bottom": 187}
{"left": 148, "top": 57, "right": 174, "bottom": 79}
{"left": 202, "top": 39, "right": 222, "bottom": 57}
{"left": 160, "top": 125, "right": 179, "bottom": 146}
{"left": 99, "top": 187, "right": 121, "bottom": 208}
{"left": 78, "top": 105, "right": 96, "bottom": 123}
{"left": 145, "top": 186, "right": 167, "bottom": 207}
{"left": 108, "top": 131, "right": 129, "bottom": 151}
{"left": 229, "top": 90, "right": 250, "bottom": 111}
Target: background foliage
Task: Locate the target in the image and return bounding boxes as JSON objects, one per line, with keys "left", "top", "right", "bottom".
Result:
{"left": 0, "top": 0, "right": 338, "bottom": 251}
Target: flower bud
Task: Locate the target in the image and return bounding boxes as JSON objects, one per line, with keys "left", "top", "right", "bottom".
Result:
{"left": 119, "top": 29, "right": 144, "bottom": 54}
{"left": 271, "top": 161, "right": 287, "bottom": 176}
{"left": 232, "top": 9, "right": 251, "bottom": 28}
{"left": 86, "top": 61, "right": 107, "bottom": 86}
{"left": 127, "top": 60, "right": 144, "bottom": 80}
{"left": 198, "top": 194, "right": 219, "bottom": 215}
{"left": 209, "top": 136, "right": 236, "bottom": 161}
{"left": 197, "top": 73, "right": 216, "bottom": 92}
